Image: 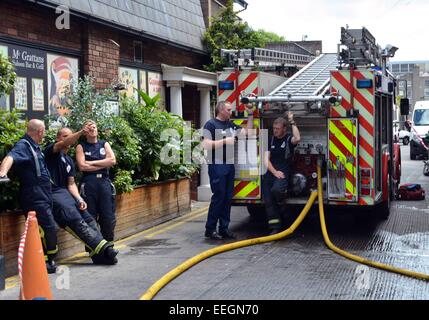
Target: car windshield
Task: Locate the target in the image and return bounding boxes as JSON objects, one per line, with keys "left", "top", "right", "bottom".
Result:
{"left": 413, "top": 109, "right": 429, "bottom": 126}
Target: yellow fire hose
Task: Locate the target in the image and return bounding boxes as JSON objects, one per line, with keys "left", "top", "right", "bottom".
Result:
{"left": 140, "top": 191, "right": 318, "bottom": 300}
{"left": 140, "top": 165, "right": 429, "bottom": 300}
{"left": 316, "top": 165, "right": 429, "bottom": 281}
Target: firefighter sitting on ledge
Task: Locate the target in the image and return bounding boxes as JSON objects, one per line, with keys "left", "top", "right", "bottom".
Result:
{"left": 263, "top": 112, "right": 301, "bottom": 235}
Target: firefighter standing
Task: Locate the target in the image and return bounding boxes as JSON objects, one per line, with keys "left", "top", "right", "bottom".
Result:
{"left": 202, "top": 101, "right": 254, "bottom": 240}
{"left": 264, "top": 113, "right": 301, "bottom": 235}
{"left": 76, "top": 121, "right": 117, "bottom": 243}
{"left": 0, "top": 120, "right": 58, "bottom": 273}
{"left": 44, "top": 126, "right": 118, "bottom": 265}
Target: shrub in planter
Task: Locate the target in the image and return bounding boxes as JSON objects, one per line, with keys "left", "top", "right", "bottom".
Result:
{"left": 0, "top": 53, "right": 16, "bottom": 97}
{"left": 47, "top": 76, "right": 141, "bottom": 194}
{"left": 121, "top": 91, "right": 200, "bottom": 185}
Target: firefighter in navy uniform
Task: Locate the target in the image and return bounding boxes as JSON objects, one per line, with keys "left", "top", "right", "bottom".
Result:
{"left": 76, "top": 121, "right": 117, "bottom": 244}
{"left": 264, "top": 113, "right": 301, "bottom": 235}
{"left": 44, "top": 126, "right": 118, "bottom": 265}
{"left": 0, "top": 120, "right": 58, "bottom": 273}
{"left": 202, "top": 101, "right": 254, "bottom": 240}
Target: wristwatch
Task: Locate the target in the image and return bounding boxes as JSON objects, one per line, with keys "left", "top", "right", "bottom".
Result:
{"left": 289, "top": 121, "right": 296, "bottom": 126}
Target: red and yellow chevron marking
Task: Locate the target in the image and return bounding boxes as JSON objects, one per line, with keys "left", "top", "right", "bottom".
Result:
{"left": 218, "top": 72, "right": 259, "bottom": 111}
{"left": 233, "top": 180, "right": 260, "bottom": 199}
{"left": 330, "top": 70, "right": 375, "bottom": 204}
{"left": 328, "top": 119, "right": 358, "bottom": 200}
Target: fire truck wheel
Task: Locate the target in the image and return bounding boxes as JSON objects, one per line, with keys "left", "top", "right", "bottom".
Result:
{"left": 246, "top": 204, "right": 267, "bottom": 221}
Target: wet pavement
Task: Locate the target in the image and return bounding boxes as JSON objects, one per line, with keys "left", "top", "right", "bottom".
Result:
{"left": 1, "top": 145, "right": 429, "bottom": 300}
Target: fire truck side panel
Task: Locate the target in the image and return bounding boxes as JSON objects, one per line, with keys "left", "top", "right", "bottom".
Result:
{"left": 232, "top": 118, "right": 262, "bottom": 201}
{"left": 330, "top": 70, "right": 376, "bottom": 206}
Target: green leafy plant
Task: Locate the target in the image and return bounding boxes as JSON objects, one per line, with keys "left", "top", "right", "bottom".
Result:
{"left": 121, "top": 96, "right": 199, "bottom": 185}
{"left": 47, "top": 76, "right": 141, "bottom": 194}
{"left": 0, "top": 109, "right": 26, "bottom": 211}
{"left": 0, "top": 53, "right": 16, "bottom": 97}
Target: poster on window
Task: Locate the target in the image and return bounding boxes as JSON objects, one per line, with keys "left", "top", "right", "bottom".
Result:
{"left": 15, "top": 77, "right": 28, "bottom": 110}
{"left": 47, "top": 54, "right": 79, "bottom": 116}
{"left": 148, "top": 72, "right": 165, "bottom": 110}
{"left": 32, "top": 78, "right": 45, "bottom": 111}
{"left": 119, "top": 67, "right": 138, "bottom": 101}
{"left": 139, "top": 70, "right": 147, "bottom": 94}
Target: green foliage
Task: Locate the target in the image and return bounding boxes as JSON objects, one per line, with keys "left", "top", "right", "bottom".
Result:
{"left": 113, "top": 169, "right": 134, "bottom": 194}
{"left": 121, "top": 96, "right": 199, "bottom": 185}
{"left": 203, "top": 0, "right": 264, "bottom": 71}
{"left": 0, "top": 109, "right": 26, "bottom": 210}
{"left": 47, "top": 76, "right": 141, "bottom": 194}
{"left": 0, "top": 53, "right": 16, "bottom": 97}
{"left": 254, "top": 29, "right": 286, "bottom": 45}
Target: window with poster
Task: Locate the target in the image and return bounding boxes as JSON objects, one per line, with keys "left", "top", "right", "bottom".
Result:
{"left": 118, "top": 66, "right": 166, "bottom": 110}
{"left": 0, "top": 42, "right": 80, "bottom": 120}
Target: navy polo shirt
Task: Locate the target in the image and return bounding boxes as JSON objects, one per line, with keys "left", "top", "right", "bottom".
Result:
{"left": 79, "top": 140, "right": 109, "bottom": 176}
{"left": 203, "top": 119, "right": 242, "bottom": 164}
{"left": 44, "top": 143, "right": 75, "bottom": 190}
{"left": 268, "top": 134, "right": 296, "bottom": 173}
{"left": 8, "top": 134, "right": 51, "bottom": 187}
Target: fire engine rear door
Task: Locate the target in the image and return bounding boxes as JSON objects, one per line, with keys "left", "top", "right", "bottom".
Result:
{"left": 232, "top": 118, "right": 262, "bottom": 201}
{"left": 328, "top": 118, "right": 359, "bottom": 202}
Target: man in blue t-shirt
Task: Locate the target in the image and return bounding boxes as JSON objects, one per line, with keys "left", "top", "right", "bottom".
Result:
{"left": 202, "top": 100, "right": 254, "bottom": 240}
{"left": 264, "top": 113, "right": 301, "bottom": 235}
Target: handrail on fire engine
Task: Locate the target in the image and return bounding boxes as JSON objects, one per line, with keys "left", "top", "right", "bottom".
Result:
{"left": 241, "top": 95, "right": 342, "bottom": 104}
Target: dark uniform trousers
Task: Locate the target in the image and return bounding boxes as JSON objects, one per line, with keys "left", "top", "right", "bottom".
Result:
{"left": 51, "top": 188, "right": 110, "bottom": 257}
{"left": 263, "top": 172, "right": 289, "bottom": 230}
{"left": 206, "top": 164, "right": 235, "bottom": 233}
{"left": 20, "top": 183, "right": 58, "bottom": 260}
{"left": 80, "top": 175, "right": 116, "bottom": 242}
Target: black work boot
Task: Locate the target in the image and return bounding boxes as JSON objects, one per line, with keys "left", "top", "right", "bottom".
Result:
{"left": 46, "top": 260, "right": 57, "bottom": 274}
{"left": 205, "top": 230, "right": 222, "bottom": 240}
{"left": 104, "top": 246, "right": 119, "bottom": 264}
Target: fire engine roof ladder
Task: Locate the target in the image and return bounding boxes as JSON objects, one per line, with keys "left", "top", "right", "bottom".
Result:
{"left": 270, "top": 53, "right": 339, "bottom": 98}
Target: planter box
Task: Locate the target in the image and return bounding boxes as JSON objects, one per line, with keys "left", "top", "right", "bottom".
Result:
{"left": 0, "top": 178, "right": 191, "bottom": 277}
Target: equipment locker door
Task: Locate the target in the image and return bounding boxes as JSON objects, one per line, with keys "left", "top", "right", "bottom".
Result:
{"left": 327, "top": 118, "right": 359, "bottom": 202}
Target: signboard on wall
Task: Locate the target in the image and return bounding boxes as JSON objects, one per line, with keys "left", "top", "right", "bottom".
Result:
{"left": 148, "top": 72, "right": 166, "bottom": 110}
{"left": 47, "top": 54, "right": 79, "bottom": 116}
{"left": 119, "top": 67, "right": 139, "bottom": 101}
{"left": 8, "top": 44, "right": 47, "bottom": 118}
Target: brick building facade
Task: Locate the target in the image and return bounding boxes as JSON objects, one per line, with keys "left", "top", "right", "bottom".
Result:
{"left": 0, "top": 0, "right": 215, "bottom": 200}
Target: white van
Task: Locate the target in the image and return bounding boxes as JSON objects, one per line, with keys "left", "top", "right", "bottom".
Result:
{"left": 410, "top": 101, "right": 429, "bottom": 160}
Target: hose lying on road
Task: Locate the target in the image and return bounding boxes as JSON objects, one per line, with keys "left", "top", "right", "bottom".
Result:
{"left": 141, "top": 165, "right": 429, "bottom": 300}
{"left": 316, "top": 165, "right": 429, "bottom": 281}
{"left": 140, "top": 191, "right": 318, "bottom": 300}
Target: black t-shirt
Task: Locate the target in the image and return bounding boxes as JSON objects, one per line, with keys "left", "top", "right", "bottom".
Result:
{"left": 79, "top": 140, "right": 109, "bottom": 176}
{"left": 269, "top": 134, "right": 296, "bottom": 173}
{"left": 203, "top": 119, "right": 242, "bottom": 164}
{"left": 44, "top": 143, "right": 75, "bottom": 189}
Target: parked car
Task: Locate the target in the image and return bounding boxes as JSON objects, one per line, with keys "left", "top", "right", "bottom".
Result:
{"left": 393, "top": 120, "right": 410, "bottom": 145}
{"left": 410, "top": 101, "right": 429, "bottom": 160}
